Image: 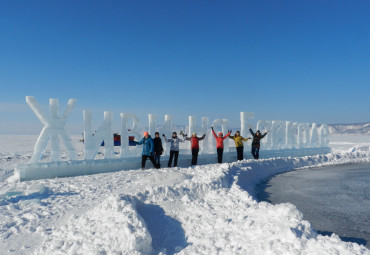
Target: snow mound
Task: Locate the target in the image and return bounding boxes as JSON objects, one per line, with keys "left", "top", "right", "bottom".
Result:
{"left": 36, "top": 195, "right": 153, "bottom": 255}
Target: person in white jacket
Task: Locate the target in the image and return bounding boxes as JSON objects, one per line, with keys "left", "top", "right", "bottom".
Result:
{"left": 162, "top": 132, "right": 185, "bottom": 167}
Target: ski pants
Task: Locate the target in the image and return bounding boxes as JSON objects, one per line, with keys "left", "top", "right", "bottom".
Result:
{"left": 217, "top": 148, "right": 224, "bottom": 163}
{"left": 142, "top": 155, "right": 157, "bottom": 169}
{"left": 192, "top": 148, "right": 199, "bottom": 165}
{"left": 236, "top": 146, "right": 244, "bottom": 161}
{"left": 168, "top": 150, "right": 179, "bottom": 167}
{"left": 251, "top": 146, "right": 260, "bottom": 160}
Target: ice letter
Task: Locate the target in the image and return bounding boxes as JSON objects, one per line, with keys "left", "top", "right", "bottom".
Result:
{"left": 285, "top": 121, "right": 294, "bottom": 149}
{"left": 163, "top": 114, "right": 173, "bottom": 155}
{"left": 26, "top": 96, "right": 77, "bottom": 163}
{"left": 309, "top": 123, "right": 320, "bottom": 148}
{"left": 120, "top": 113, "right": 140, "bottom": 157}
{"left": 240, "top": 112, "right": 254, "bottom": 138}
{"left": 201, "top": 117, "right": 209, "bottom": 154}
{"left": 84, "top": 110, "right": 114, "bottom": 160}
{"left": 297, "top": 123, "right": 310, "bottom": 149}
{"left": 271, "top": 120, "right": 286, "bottom": 150}
{"left": 318, "top": 124, "right": 330, "bottom": 147}
{"left": 148, "top": 114, "right": 157, "bottom": 136}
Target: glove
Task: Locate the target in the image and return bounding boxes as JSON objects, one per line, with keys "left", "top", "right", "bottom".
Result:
{"left": 162, "top": 134, "right": 165, "bottom": 137}
{"left": 228, "top": 130, "right": 232, "bottom": 133}
{"left": 211, "top": 126, "right": 214, "bottom": 130}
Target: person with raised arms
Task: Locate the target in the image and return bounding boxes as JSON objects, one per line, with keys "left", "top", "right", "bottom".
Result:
{"left": 183, "top": 132, "right": 206, "bottom": 166}
{"left": 249, "top": 127, "right": 268, "bottom": 160}
{"left": 211, "top": 127, "right": 232, "bottom": 163}
{"left": 228, "top": 131, "right": 251, "bottom": 161}
{"left": 162, "top": 131, "right": 185, "bottom": 168}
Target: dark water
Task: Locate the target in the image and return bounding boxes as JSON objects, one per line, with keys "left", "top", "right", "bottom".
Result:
{"left": 256, "top": 163, "right": 370, "bottom": 248}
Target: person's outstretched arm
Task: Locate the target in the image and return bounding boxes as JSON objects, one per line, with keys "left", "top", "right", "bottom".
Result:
{"left": 223, "top": 131, "right": 232, "bottom": 140}
{"left": 199, "top": 134, "right": 206, "bottom": 140}
{"left": 261, "top": 131, "right": 268, "bottom": 139}
{"left": 241, "top": 136, "right": 251, "bottom": 142}
{"left": 249, "top": 128, "right": 255, "bottom": 136}
{"left": 162, "top": 134, "right": 169, "bottom": 142}
{"left": 135, "top": 137, "right": 144, "bottom": 145}
{"left": 211, "top": 127, "right": 217, "bottom": 139}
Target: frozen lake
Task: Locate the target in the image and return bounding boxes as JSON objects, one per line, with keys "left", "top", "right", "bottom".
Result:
{"left": 256, "top": 163, "right": 370, "bottom": 248}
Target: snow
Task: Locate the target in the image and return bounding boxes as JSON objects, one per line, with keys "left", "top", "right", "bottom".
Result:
{"left": 1, "top": 135, "right": 370, "bottom": 254}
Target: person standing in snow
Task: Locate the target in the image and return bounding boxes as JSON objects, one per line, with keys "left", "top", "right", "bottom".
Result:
{"left": 211, "top": 127, "right": 232, "bottom": 163}
{"left": 153, "top": 132, "right": 164, "bottom": 168}
{"left": 249, "top": 127, "right": 268, "bottom": 160}
{"left": 183, "top": 132, "right": 206, "bottom": 166}
{"left": 163, "top": 132, "right": 185, "bottom": 168}
{"left": 133, "top": 131, "right": 157, "bottom": 169}
{"left": 228, "top": 131, "right": 251, "bottom": 161}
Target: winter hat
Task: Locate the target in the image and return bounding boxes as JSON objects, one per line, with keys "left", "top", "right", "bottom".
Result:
{"left": 219, "top": 132, "right": 223, "bottom": 136}
{"left": 144, "top": 131, "right": 149, "bottom": 136}
{"left": 155, "top": 132, "right": 160, "bottom": 135}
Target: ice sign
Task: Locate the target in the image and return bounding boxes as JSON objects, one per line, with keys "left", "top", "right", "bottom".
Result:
{"left": 26, "top": 96, "right": 77, "bottom": 163}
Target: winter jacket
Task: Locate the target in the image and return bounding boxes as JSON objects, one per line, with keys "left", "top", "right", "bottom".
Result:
{"left": 229, "top": 135, "right": 250, "bottom": 147}
{"left": 164, "top": 136, "right": 185, "bottom": 151}
{"left": 249, "top": 128, "right": 267, "bottom": 148}
{"left": 153, "top": 137, "right": 164, "bottom": 155}
{"left": 212, "top": 129, "right": 231, "bottom": 149}
{"left": 135, "top": 136, "right": 154, "bottom": 156}
{"left": 185, "top": 135, "right": 206, "bottom": 150}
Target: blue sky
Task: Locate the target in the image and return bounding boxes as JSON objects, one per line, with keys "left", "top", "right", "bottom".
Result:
{"left": 0, "top": 0, "right": 369, "bottom": 134}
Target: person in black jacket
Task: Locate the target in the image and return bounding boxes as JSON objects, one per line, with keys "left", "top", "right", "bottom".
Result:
{"left": 249, "top": 127, "right": 268, "bottom": 160}
{"left": 153, "top": 132, "right": 164, "bottom": 168}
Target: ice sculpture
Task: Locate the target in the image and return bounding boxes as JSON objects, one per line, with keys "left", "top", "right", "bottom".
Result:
{"left": 163, "top": 114, "right": 173, "bottom": 156}
{"left": 148, "top": 114, "right": 157, "bottom": 137}
{"left": 240, "top": 112, "right": 254, "bottom": 138}
{"left": 271, "top": 121, "right": 286, "bottom": 150}
{"left": 318, "top": 124, "right": 330, "bottom": 147}
{"left": 26, "top": 96, "right": 77, "bottom": 163}
{"left": 310, "top": 123, "right": 319, "bottom": 148}
{"left": 84, "top": 110, "right": 113, "bottom": 160}
{"left": 18, "top": 99, "right": 334, "bottom": 181}
{"left": 120, "top": 113, "right": 140, "bottom": 157}
{"left": 256, "top": 120, "right": 330, "bottom": 150}
{"left": 201, "top": 117, "right": 209, "bottom": 154}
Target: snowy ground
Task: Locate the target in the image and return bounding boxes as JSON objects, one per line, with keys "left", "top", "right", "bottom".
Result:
{"left": 0, "top": 134, "right": 370, "bottom": 254}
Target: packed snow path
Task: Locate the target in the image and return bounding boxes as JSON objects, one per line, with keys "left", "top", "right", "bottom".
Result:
{"left": 1, "top": 138, "right": 370, "bottom": 254}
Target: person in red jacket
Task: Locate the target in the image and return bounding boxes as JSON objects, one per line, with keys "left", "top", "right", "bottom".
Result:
{"left": 183, "top": 132, "right": 206, "bottom": 166}
{"left": 211, "top": 127, "right": 232, "bottom": 163}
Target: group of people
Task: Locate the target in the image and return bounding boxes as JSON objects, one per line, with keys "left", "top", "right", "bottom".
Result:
{"left": 133, "top": 127, "right": 268, "bottom": 169}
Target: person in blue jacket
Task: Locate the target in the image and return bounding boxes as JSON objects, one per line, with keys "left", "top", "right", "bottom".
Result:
{"left": 133, "top": 131, "right": 157, "bottom": 169}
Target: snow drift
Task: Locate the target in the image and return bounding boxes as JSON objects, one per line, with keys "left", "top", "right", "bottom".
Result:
{"left": 1, "top": 140, "right": 370, "bottom": 254}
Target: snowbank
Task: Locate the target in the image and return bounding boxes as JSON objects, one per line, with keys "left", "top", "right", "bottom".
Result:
{"left": 1, "top": 136, "right": 370, "bottom": 254}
